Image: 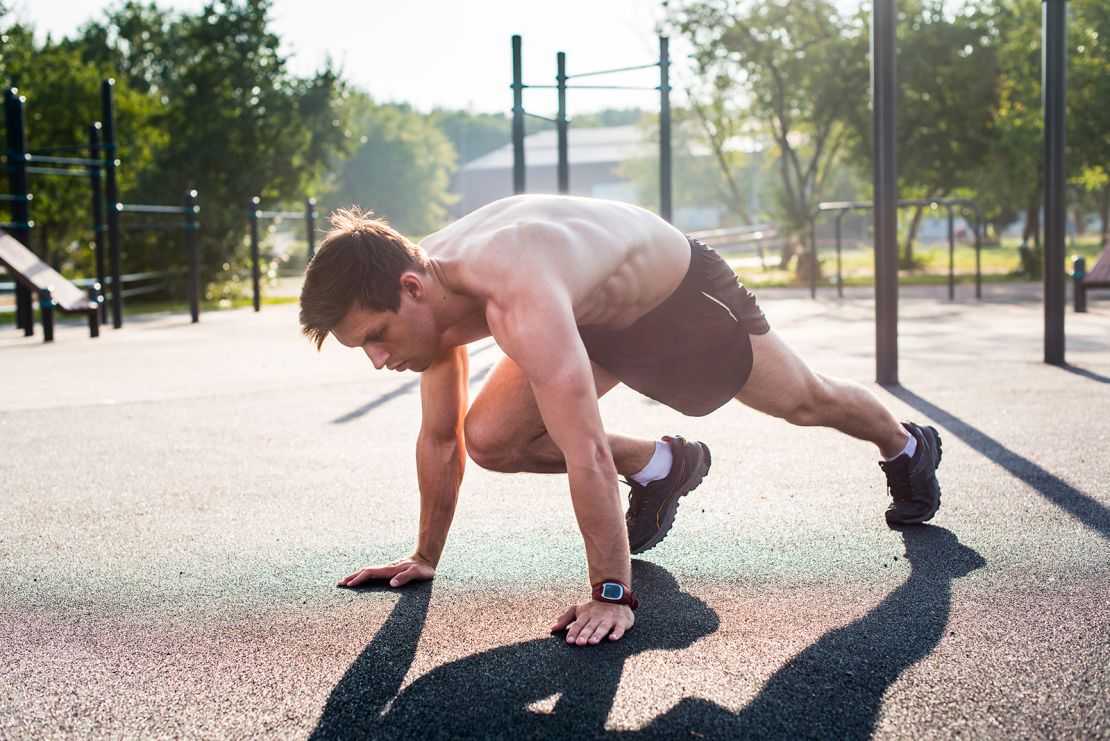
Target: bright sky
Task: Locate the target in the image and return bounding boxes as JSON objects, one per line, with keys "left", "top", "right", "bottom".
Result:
{"left": 13, "top": 0, "right": 701, "bottom": 116}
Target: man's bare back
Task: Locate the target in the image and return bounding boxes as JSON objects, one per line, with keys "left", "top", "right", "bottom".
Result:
{"left": 420, "top": 194, "right": 692, "bottom": 345}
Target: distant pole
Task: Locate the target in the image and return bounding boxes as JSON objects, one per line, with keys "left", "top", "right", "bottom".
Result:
{"left": 659, "top": 36, "right": 673, "bottom": 223}
{"left": 101, "top": 79, "right": 124, "bottom": 329}
{"left": 5, "top": 88, "right": 33, "bottom": 336}
{"left": 511, "top": 35, "right": 526, "bottom": 195}
{"left": 250, "top": 197, "right": 261, "bottom": 312}
{"left": 185, "top": 190, "right": 200, "bottom": 324}
{"left": 1042, "top": 0, "right": 1066, "bottom": 365}
{"left": 835, "top": 211, "right": 845, "bottom": 299}
{"left": 556, "top": 52, "right": 569, "bottom": 195}
{"left": 947, "top": 203, "right": 955, "bottom": 301}
{"left": 88, "top": 122, "right": 107, "bottom": 323}
{"left": 305, "top": 197, "right": 317, "bottom": 260}
{"left": 872, "top": 0, "right": 899, "bottom": 385}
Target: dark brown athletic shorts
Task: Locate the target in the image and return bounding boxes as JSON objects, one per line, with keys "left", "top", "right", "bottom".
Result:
{"left": 578, "top": 236, "right": 771, "bottom": 417}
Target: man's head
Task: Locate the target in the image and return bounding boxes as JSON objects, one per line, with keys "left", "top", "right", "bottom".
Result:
{"left": 299, "top": 207, "right": 439, "bottom": 372}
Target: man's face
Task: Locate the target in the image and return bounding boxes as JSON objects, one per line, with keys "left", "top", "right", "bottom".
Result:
{"left": 331, "top": 277, "right": 439, "bottom": 373}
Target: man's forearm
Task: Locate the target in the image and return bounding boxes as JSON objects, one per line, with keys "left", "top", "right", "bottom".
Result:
{"left": 413, "top": 432, "right": 465, "bottom": 567}
{"left": 566, "top": 453, "right": 632, "bottom": 587}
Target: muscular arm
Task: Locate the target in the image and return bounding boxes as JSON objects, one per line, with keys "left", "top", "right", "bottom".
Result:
{"left": 486, "top": 287, "right": 630, "bottom": 587}
{"left": 413, "top": 344, "right": 469, "bottom": 567}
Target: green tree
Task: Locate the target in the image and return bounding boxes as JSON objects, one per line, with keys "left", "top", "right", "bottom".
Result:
{"left": 883, "top": 1, "right": 999, "bottom": 265}
{"left": 0, "top": 22, "right": 162, "bottom": 276}
{"left": 1069, "top": 0, "right": 1110, "bottom": 244}
{"left": 323, "top": 94, "right": 457, "bottom": 237}
{"left": 673, "top": 0, "right": 870, "bottom": 273}
{"left": 71, "top": 0, "right": 350, "bottom": 290}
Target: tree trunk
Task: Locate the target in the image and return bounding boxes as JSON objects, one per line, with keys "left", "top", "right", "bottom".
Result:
{"left": 1023, "top": 203, "right": 1041, "bottom": 249}
{"left": 903, "top": 205, "right": 924, "bottom": 267}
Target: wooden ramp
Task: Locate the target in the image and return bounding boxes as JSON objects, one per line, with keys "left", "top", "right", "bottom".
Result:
{"left": 0, "top": 229, "right": 99, "bottom": 341}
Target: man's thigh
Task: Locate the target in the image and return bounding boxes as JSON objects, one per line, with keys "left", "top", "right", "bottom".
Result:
{"left": 467, "top": 354, "right": 621, "bottom": 437}
{"left": 733, "top": 329, "right": 824, "bottom": 419}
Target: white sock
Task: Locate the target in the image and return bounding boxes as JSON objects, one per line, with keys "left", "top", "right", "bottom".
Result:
{"left": 882, "top": 431, "right": 917, "bottom": 462}
{"left": 630, "top": 440, "right": 674, "bottom": 485}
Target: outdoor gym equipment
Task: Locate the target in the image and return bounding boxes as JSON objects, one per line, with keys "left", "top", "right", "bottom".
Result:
{"left": 810, "top": 198, "right": 984, "bottom": 300}
{"left": 247, "top": 196, "right": 317, "bottom": 312}
{"left": 510, "top": 35, "right": 673, "bottom": 222}
{"left": 3, "top": 79, "right": 201, "bottom": 332}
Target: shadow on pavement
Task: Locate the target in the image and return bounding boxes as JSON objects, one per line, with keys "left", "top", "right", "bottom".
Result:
{"left": 889, "top": 386, "right": 1110, "bottom": 541}
{"left": 641, "top": 526, "right": 984, "bottom": 739}
{"left": 330, "top": 343, "right": 498, "bottom": 425}
{"left": 1058, "top": 364, "right": 1110, "bottom": 385}
{"left": 312, "top": 530, "right": 983, "bottom": 738}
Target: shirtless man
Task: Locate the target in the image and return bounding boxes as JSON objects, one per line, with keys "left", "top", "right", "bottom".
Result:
{"left": 298, "top": 195, "right": 943, "bottom": 647}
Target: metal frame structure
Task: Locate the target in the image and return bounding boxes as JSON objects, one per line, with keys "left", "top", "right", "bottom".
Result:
{"left": 4, "top": 79, "right": 201, "bottom": 331}
{"left": 510, "top": 35, "right": 673, "bottom": 222}
{"left": 811, "top": 198, "right": 984, "bottom": 300}
{"left": 869, "top": 0, "right": 1068, "bottom": 381}
{"left": 247, "top": 196, "right": 317, "bottom": 312}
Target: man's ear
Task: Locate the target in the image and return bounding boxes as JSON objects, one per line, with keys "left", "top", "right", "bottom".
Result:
{"left": 400, "top": 273, "right": 424, "bottom": 300}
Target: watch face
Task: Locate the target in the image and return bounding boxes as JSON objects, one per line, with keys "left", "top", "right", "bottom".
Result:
{"left": 601, "top": 583, "right": 624, "bottom": 601}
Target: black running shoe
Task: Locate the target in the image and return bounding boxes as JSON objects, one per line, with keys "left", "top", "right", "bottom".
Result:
{"left": 880, "top": 422, "right": 943, "bottom": 526}
{"left": 625, "top": 435, "right": 712, "bottom": 554}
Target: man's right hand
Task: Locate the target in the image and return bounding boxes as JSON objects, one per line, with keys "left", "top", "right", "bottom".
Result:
{"left": 337, "top": 555, "right": 436, "bottom": 589}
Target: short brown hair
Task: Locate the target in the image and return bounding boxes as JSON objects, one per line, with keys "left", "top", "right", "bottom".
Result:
{"left": 299, "top": 207, "right": 428, "bottom": 349}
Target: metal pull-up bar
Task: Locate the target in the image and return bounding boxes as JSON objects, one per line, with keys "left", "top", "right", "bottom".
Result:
{"left": 247, "top": 196, "right": 317, "bottom": 312}
{"left": 510, "top": 35, "right": 672, "bottom": 222}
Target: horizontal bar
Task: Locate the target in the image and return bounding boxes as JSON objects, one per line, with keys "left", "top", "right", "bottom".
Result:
{"left": 256, "top": 210, "right": 306, "bottom": 219}
{"left": 0, "top": 193, "right": 32, "bottom": 202}
{"left": 23, "top": 154, "right": 106, "bottom": 167}
{"left": 120, "top": 222, "right": 188, "bottom": 233}
{"left": 523, "top": 112, "right": 557, "bottom": 123}
{"left": 120, "top": 284, "right": 168, "bottom": 299}
{"left": 24, "top": 166, "right": 93, "bottom": 177}
{"left": 0, "top": 221, "right": 34, "bottom": 229}
{"left": 116, "top": 203, "right": 190, "bottom": 215}
{"left": 2, "top": 270, "right": 171, "bottom": 292}
{"left": 566, "top": 62, "right": 659, "bottom": 79}
{"left": 565, "top": 84, "right": 660, "bottom": 91}
{"left": 27, "top": 143, "right": 90, "bottom": 154}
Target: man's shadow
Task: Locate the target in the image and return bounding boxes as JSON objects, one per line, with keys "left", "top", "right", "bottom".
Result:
{"left": 642, "top": 526, "right": 985, "bottom": 739}
{"left": 312, "top": 529, "right": 983, "bottom": 739}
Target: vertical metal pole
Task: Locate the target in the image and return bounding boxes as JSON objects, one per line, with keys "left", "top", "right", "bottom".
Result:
{"left": 512, "top": 35, "right": 526, "bottom": 195}
{"left": 810, "top": 220, "right": 818, "bottom": 299}
{"left": 101, "top": 79, "right": 124, "bottom": 329}
{"left": 835, "top": 211, "right": 845, "bottom": 299}
{"left": 659, "top": 36, "right": 673, "bottom": 223}
{"left": 872, "top": 0, "right": 899, "bottom": 385}
{"left": 947, "top": 203, "right": 955, "bottom": 301}
{"left": 39, "top": 287, "right": 54, "bottom": 343}
{"left": 185, "top": 190, "right": 200, "bottom": 324}
{"left": 6, "top": 89, "right": 34, "bottom": 336}
{"left": 250, "top": 197, "right": 261, "bottom": 312}
{"left": 305, "top": 197, "right": 317, "bottom": 260}
{"left": 1072, "top": 256, "right": 1086, "bottom": 313}
{"left": 88, "top": 122, "right": 107, "bottom": 323}
{"left": 87, "top": 286, "right": 100, "bottom": 338}
{"left": 556, "top": 52, "right": 569, "bottom": 195}
{"left": 973, "top": 204, "right": 983, "bottom": 299}
{"left": 1042, "top": 0, "right": 1066, "bottom": 365}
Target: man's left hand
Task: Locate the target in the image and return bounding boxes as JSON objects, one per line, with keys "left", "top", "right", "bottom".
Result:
{"left": 550, "top": 600, "right": 635, "bottom": 646}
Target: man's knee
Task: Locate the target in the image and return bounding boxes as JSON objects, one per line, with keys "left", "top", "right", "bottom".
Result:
{"left": 463, "top": 411, "right": 534, "bottom": 472}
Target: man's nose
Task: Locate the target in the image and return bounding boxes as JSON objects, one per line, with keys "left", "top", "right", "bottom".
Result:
{"left": 364, "top": 345, "right": 389, "bottom": 370}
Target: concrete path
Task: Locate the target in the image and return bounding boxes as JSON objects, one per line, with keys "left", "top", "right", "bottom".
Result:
{"left": 1, "top": 286, "right": 1107, "bottom": 738}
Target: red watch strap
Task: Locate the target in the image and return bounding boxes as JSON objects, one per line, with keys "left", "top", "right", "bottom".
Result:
{"left": 591, "top": 579, "right": 639, "bottom": 610}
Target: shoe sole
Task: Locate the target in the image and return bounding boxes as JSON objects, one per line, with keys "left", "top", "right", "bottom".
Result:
{"left": 886, "top": 425, "right": 943, "bottom": 526}
{"left": 630, "top": 443, "right": 712, "bottom": 554}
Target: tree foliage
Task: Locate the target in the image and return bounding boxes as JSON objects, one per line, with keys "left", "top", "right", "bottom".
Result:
{"left": 673, "top": 0, "right": 870, "bottom": 270}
